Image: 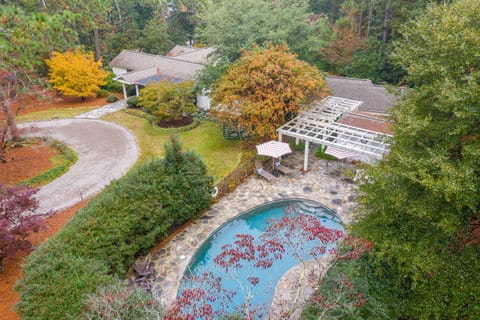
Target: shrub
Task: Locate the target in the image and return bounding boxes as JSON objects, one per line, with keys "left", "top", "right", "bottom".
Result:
{"left": 126, "top": 96, "right": 139, "bottom": 108}
{"left": 301, "top": 249, "right": 388, "bottom": 319}
{"left": 96, "top": 89, "right": 110, "bottom": 98}
{"left": 82, "top": 283, "right": 163, "bottom": 319}
{"left": 0, "top": 184, "right": 52, "bottom": 273}
{"left": 16, "top": 253, "right": 116, "bottom": 320}
{"left": 138, "top": 80, "right": 196, "bottom": 121}
{"left": 16, "top": 138, "right": 213, "bottom": 319}
{"left": 106, "top": 94, "right": 119, "bottom": 103}
{"left": 101, "top": 68, "right": 123, "bottom": 92}
{"left": 289, "top": 140, "right": 305, "bottom": 152}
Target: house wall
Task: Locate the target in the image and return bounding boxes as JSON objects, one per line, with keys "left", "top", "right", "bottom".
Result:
{"left": 196, "top": 91, "right": 211, "bottom": 110}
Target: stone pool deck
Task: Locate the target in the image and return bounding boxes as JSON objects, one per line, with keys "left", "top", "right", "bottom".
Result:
{"left": 145, "top": 152, "right": 359, "bottom": 312}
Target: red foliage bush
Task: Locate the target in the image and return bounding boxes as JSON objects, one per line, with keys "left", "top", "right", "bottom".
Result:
{"left": 0, "top": 183, "right": 52, "bottom": 272}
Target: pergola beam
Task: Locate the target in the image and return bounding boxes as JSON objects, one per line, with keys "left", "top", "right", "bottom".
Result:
{"left": 277, "top": 96, "right": 391, "bottom": 166}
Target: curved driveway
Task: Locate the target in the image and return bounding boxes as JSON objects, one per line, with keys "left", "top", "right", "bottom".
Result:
{"left": 19, "top": 119, "right": 139, "bottom": 214}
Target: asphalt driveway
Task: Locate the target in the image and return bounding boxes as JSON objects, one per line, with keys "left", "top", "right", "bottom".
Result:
{"left": 19, "top": 119, "right": 139, "bottom": 214}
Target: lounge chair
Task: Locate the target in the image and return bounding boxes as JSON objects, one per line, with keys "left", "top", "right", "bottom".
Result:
{"left": 255, "top": 160, "right": 277, "bottom": 181}
{"left": 275, "top": 161, "right": 294, "bottom": 175}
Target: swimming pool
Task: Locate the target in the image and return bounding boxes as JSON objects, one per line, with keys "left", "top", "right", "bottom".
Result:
{"left": 175, "top": 199, "right": 344, "bottom": 319}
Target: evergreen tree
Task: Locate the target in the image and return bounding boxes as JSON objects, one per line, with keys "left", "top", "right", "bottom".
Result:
{"left": 352, "top": 1, "right": 480, "bottom": 318}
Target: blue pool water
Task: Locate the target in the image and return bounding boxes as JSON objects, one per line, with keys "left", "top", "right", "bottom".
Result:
{"left": 177, "top": 199, "right": 344, "bottom": 318}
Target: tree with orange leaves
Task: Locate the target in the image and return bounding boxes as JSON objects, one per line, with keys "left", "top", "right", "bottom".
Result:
{"left": 45, "top": 49, "right": 107, "bottom": 100}
{"left": 210, "top": 44, "right": 329, "bottom": 140}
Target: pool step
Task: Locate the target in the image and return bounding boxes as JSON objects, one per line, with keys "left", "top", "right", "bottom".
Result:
{"left": 296, "top": 202, "right": 343, "bottom": 225}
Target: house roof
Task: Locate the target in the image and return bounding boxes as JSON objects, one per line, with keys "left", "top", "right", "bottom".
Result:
{"left": 166, "top": 45, "right": 216, "bottom": 64}
{"left": 338, "top": 112, "right": 393, "bottom": 135}
{"left": 115, "top": 66, "right": 187, "bottom": 85}
{"left": 110, "top": 47, "right": 216, "bottom": 86}
{"left": 110, "top": 50, "right": 205, "bottom": 71}
{"left": 111, "top": 50, "right": 207, "bottom": 85}
{"left": 326, "top": 76, "right": 400, "bottom": 114}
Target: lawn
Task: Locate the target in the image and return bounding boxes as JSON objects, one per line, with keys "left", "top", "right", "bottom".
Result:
{"left": 102, "top": 111, "right": 243, "bottom": 182}
{"left": 16, "top": 106, "right": 99, "bottom": 123}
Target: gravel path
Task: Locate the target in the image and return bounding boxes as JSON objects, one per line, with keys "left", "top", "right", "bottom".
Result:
{"left": 19, "top": 118, "right": 139, "bottom": 214}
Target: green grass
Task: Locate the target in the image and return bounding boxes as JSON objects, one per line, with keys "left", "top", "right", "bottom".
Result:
{"left": 16, "top": 106, "right": 99, "bottom": 123}
{"left": 102, "top": 111, "right": 243, "bottom": 181}
{"left": 24, "top": 139, "right": 78, "bottom": 187}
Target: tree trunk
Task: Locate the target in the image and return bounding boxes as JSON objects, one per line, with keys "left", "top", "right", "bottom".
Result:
{"left": 93, "top": 28, "right": 101, "bottom": 61}
{"left": 1, "top": 99, "right": 19, "bottom": 141}
{"left": 113, "top": 0, "right": 122, "bottom": 22}
{"left": 0, "top": 144, "right": 6, "bottom": 163}
{"left": 366, "top": 0, "right": 373, "bottom": 38}
{"left": 38, "top": 0, "right": 47, "bottom": 10}
{"left": 358, "top": 0, "right": 365, "bottom": 37}
{"left": 161, "top": 7, "right": 168, "bottom": 24}
{"left": 382, "top": 0, "right": 390, "bottom": 44}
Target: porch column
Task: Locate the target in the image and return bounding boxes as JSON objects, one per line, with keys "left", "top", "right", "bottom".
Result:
{"left": 135, "top": 85, "right": 139, "bottom": 96}
{"left": 303, "top": 140, "right": 310, "bottom": 171}
{"left": 122, "top": 84, "right": 127, "bottom": 100}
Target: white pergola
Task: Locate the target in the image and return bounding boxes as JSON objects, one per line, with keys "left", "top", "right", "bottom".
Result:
{"left": 278, "top": 96, "right": 392, "bottom": 171}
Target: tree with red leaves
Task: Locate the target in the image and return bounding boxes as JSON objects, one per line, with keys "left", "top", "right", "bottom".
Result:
{"left": 166, "top": 205, "right": 372, "bottom": 319}
{"left": 0, "top": 183, "right": 52, "bottom": 272}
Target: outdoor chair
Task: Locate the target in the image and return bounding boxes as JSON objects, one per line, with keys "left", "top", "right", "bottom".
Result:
{"left": 275, "top": 161, "right": 294, "bottom": 175}
{"left": 255, "top": 160, "right": 277, "bottom": 181}
{"left": 133, "top": 261, "right": 155, "bottom": 279}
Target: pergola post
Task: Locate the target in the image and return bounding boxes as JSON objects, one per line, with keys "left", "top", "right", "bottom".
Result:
{"left": 278, "top": 133, "right": 282, "bottom": 142}
{"left": 303, "top": 140, "right": 310, "bottom": 171}
{"left": 122, "top": 84, "right": 127, "bottom": 100}
{"left": 135, "top": 85, "right": 139, "bottom": 96}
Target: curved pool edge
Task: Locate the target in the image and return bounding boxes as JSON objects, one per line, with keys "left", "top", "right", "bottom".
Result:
{"left": 181, "top": 198, "right": 343, "bottom": 279}
{"left": 176, "top": 198, "right": 344, "bottom": 316}
{"left": 144, "top": 169, "right": 358, "bottom": 309}
{"left": 267, "top": 256, "right": 332, "bottom": 319}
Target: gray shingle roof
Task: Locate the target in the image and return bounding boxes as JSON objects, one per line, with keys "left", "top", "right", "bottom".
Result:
{"left": 326, "top": 76, "right": 400, "bottom": 114}
{"left": 110, "top": 50, "right": 204, "bottom": 71}
{"left": 166, "top": 45, "right": 216, "bottom": 64}
{"left": 110, "top": 50, "right": 208, "bottom": 85}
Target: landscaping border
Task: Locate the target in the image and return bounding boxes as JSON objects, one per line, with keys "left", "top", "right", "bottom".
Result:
{"left": 24, "top": 138, "right": 77, "bottom": 187}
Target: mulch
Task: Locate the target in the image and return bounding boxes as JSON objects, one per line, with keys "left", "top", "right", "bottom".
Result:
{"left": 0, "top": 143, "right": 55, "bottom": 185}
{"left": 0, "top": 94, "right": 105, "bottom": 319}
{"left": 158, "top": 116, "right": 193, "bottom": 128}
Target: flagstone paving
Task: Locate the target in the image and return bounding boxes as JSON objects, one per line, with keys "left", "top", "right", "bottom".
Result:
{"left": 75, "top": 99, "right": 127, "bottom": 119}
{"left": 142, "top": 152, "right": 359, "bottom": 314}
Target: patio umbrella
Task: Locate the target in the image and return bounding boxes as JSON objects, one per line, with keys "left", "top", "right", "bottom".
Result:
{"left": 324, "top": 146, "right": 359, "bottom": 159}
{"left": 256, "top": 140, "right": 292, "bottom": 170}
{"left": 324, "top": 146, "right": 359, "bottom": 175}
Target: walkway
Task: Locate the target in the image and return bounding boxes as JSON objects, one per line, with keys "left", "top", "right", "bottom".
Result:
{"left": 75, "top": 99, "right": 127, "bottom": 119}
{"left": 145, "top": 152, "right": 358, "bottom": 310}
{"left": 19, "top": 118, "right": 139, "bottom": 214}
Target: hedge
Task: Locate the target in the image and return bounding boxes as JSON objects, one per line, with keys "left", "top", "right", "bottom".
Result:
{"left": 16, "top": 136, "right": 213, "bottom": 320}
